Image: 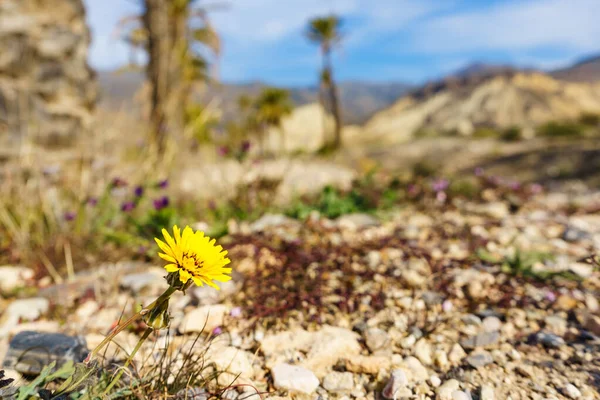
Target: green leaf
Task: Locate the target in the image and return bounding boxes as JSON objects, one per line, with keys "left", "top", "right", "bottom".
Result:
{"left": 52, "top": 361, "right": 98, "bottom": 398}
{"left": 17, "top": 362, "right": 56, "bottom": 400}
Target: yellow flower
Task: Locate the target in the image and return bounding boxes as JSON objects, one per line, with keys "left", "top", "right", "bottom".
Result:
{"left": 155, "top": 225, "right": 231, "bottom": 289}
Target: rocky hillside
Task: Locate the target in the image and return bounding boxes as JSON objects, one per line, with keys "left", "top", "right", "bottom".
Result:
{"left": 361, "top": 71, "right": 600, "bottom": 144}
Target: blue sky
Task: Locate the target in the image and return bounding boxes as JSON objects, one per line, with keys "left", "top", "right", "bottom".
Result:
{"left": 85, "top": 0, "right": 600, "bottom": 86}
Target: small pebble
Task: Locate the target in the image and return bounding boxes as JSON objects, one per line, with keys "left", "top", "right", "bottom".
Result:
{"left": 563, "top": 383, "right": 581, "bottom": 399}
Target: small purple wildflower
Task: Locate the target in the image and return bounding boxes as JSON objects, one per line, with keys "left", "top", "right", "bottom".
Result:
{"left": 474, "top": 167, "right": 484, "bottom": 177}
{"left": 87, "top": 197, "right": 98, "bottom": 206}
{"left": 157, "top": 179, "right": 169, "bottom": 189}
{"left": 432, "top": 178, "right": 449, "bottom": 193}
{"left": 212, "top": 326, "right": 223, "bottom": 336}
{"left": 64, "top": 211, "right": 76, "bottom": 221}
{"left": 544, "top": 290, "right": 557, "bottom": 303}
{"left": 230, "top": 307, "right": 242, "bottom": 318}
{"left": 153, "top": 196, "right": 170, "bottom": 210}
{"left": 134, "top": 186, "right": 144, "bottom": 197}
{"left": 241, "top": 140, "right": 251, "bottom": 153}
{"left": 121, "top": 201, "right": 136, "bottom": 212}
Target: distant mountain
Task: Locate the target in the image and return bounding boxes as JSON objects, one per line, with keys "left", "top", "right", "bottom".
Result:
{"left": 96, "top": 70, "right": 411, "bottom": 124}
{"left": 550, "top": 54, "right": 600, "bottom": 82}
{"left": 450, "top": 62, "right": 520, "bottom": 79}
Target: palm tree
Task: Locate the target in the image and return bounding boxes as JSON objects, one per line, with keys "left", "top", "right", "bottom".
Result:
{"left": 120, "top": 0, "right": 221, "bottom": 153}
{"left": 254, "top": 88, "right": 292, "bottom": 155}
{"left": 306, "top": 15, "right": 343, "bottom": 149}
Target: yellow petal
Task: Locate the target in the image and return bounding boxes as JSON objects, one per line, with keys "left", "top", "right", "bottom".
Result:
{"left": 179, "top": 269, "right": 191, "bottom": 283}
{"left": 192, "top": 276, "right": 204, "bottom": 286}
{"left": 182, "top": 226, "right": 193, "bottom": 241}
{"left": 173, "top": 225, "right": 181, "bottom": 245}
{"left": 162, "top": 228, "right": 176, "bottom": 250}
{"left": 164, "top": 264, "right": 179, "bottom": 272}
{"left": 159, "top": 253, "right": 176, "bottom": 263}
{"left": 213, "top": 275, "right": 232, "bottom": 282}
{"left": 154, "top": 238, "right": 174, "bottom": 257}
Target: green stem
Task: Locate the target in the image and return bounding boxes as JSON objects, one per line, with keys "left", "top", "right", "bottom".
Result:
{"left": 102, "top": 327, "right": 153, "bottom": 396}
{"left": 84, "top": 286, "right": 176, "bottom": 364}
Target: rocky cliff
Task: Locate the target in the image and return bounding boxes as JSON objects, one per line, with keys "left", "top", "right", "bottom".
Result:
{"left": 0, "top": 0, "right": 97, "bottom": 148}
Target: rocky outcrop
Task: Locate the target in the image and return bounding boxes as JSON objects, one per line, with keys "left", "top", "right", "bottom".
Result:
{"left": 362, "top": 72, "right": 600, "bottom": 144}
{"left": 0, "top": 0, "right": 97, "bottom": 148}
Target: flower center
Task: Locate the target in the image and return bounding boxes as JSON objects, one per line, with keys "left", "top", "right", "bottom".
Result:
{"left": 180, "top": 251, "right": 204, "bottom": 276}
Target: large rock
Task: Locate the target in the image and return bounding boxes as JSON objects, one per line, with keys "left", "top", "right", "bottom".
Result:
{"left": 3, "top": 331, "right": 88, "bottom": 375}
{"left": 0, "top": 0, "right": 96, "bottom": 149}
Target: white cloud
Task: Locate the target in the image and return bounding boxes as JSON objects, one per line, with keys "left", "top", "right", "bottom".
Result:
{"left": 409, "top": 0, "right": 600, "bottom": 54}
{"left": 212, "top": 0, "right": 450, "bottom": 45}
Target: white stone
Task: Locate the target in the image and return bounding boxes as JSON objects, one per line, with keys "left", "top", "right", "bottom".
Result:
{"left": 414, "top": 339, "right": 433, "bottom": 365}
{"left": 480, "top": 385, "right": 495, "bottom": 400}
{"left": 452, "top": 391, "right": 470, "bottom": 400}
{"left": 402, "top": 270, "right": 427, "bottom": 288}
{"left": 437, "top": 379, "right": 460, "bottom": 400}
{"left": 271, "top": 363, "right": 319, "bottom": 394}
{"left": 0, "top": 266, "right": 34, "bottom": 293}
{"left": 322, "top": 371, "right": 354, "bottom": 392}
{"left": 430, "top": 375, "right": 442, "bottom": 387}
{"left": 563, "top": 384, "right": 581, "bottom": 399}
{"left": 365, "top": 328, "right": 389, "bottom": 352}
{"left": 180, "top": 304, "right": 229, "bottom": 334}
{"left": 482, "top": 317, "right": 502, "bottom": 332}
{"left": 448, "top": 343, "right": 467, "bottom": 364}
{"left": 403, "top": 356, "right": 429, "bottom": 382}
{"left": 400, "top": 335, "right": 417, "bottom": 349}
{"left": 382, "top": 369, "right": 409, "bottom": 399}
{"left": 5, "top": 297, "right": 49, "bottom": 321}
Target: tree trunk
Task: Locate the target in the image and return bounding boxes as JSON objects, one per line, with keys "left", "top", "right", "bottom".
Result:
{"left": 324, "top": 48, "right": 342, "bottom": 149}
{"left": 143, "top": 0, "right": 189, "bottom": 153}
{"left": 318, "top": 78, "right": 330, "bottom": 148}
{"left": 143, "top": 0, "right": 170, "bottom": 152}
{"left": 168, "top": 5, "right": 188, "bottom": 136}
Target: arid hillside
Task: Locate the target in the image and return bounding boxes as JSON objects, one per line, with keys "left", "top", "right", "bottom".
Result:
{"left": 360, "top": 71, "right": 600, "bottom": 144}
